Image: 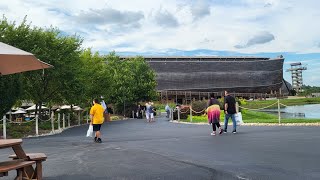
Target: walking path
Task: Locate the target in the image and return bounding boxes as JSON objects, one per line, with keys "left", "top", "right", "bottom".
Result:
{"left": 1, "top": 115, "right": 320, "bottom": 179}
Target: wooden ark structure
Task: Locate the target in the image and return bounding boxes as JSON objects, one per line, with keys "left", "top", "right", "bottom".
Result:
{"left": 121, "top": 56, "right": 286, "bottom": 104}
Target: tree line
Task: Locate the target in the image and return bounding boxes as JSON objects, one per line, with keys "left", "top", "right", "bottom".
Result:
{"left": 0, "top": 17, "right": 157, "bottom": 117}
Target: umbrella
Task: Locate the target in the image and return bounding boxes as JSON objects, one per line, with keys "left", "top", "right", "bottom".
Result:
{"left": 12, "top": 109, "right": 26, "bottom": 114}
{"left": 74, "top": 106, "right": 83, "bottom": 111}
{"left": 60, "top": 105, "right": 71, "bottom": 109}
{"left": 26, "top": 105, "right": 48, "bottom": 111}
{"left": 0, "top": 42, "right": 53, "bottom": 75}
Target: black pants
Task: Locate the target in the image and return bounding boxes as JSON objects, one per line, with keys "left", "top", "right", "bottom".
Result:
{"left": 212, "top": 122, "right": 221, "bottom": 131}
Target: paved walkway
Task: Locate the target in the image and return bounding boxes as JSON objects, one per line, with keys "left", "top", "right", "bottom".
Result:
{"left": 1, "top": 115, "right": 320, "bottom": 180}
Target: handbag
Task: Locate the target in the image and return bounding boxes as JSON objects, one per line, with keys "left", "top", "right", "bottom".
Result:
{"left": 235, "top": 112, "right": 244, "bottom": 125}
{"left": 86, "top": 124, "right": 93, "bottom": 137}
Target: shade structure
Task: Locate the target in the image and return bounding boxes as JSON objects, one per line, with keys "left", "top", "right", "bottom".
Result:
{"left": 60, "top": 105, "right": 71, "bottom": 109}
{"left": 0, "top": 42, "right": 53, "bottom": 75}
{"left": 74, "top": 106, "right": 83, "bottom": 111}
{"left": 12, "top": 109, "right": 26, "bottom": 114}
{"left": 26, "top": 105, "right": 48, "bottom": 111}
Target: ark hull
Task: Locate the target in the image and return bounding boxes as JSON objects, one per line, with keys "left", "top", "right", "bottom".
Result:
{"left": 146, "top": 57, "right": 284, "bottom": 94}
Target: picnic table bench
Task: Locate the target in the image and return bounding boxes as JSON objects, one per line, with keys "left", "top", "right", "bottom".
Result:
{"left": 9, "top": 153, "right": 47, "bottom": 179}
{"left": 0, "top": 139, "right": 46, "bottom": 180}
{"left": 0, "top": 160, "right": 36, "bottom": 179}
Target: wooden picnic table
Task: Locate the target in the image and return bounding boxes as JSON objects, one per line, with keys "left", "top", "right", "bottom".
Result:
{"left": 0, "top": 139, "right": 23, "bottom": 149}
{"left": 0, "top": 139, "right": 36, "bottom": 179}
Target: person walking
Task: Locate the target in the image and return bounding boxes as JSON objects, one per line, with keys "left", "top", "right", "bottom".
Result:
{"left": 206, "top": 93, "right": 223, "bottom": 136}
{"left": 136, "top": 104, "right": 142, "bottom": 119}
{"left": 223, "top": 91, "right": 237, "bottom": 134}
{"left": 145, "top": 102, "right": 152, "bottom": 122}
{"left": 90, "top": 98, "right": 105, "bottom": 143}
{"left": 150, "top": 102, "right": 156, "bottom": 122}
{"left": 165, "top": 104, "right": 170, "bottom": 118}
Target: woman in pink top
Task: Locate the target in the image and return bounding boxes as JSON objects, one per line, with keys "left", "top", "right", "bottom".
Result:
{"left": 206, "top": 93, "right": 223, "bottom": 136}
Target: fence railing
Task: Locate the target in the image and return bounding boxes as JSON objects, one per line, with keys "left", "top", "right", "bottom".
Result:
{"left": 1, "top": 111, "right": 86, "bottom": 139}
{"left": 167, "top": 99, "right": 288, "bottom": 124}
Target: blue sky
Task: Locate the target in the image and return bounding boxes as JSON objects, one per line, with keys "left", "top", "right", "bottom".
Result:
{"left": 1, "top": 0, "right": 320, "bottom": 85}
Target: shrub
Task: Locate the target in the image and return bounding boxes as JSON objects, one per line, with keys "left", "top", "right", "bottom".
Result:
{"left": 191, "top": 100, "right": 207, "bottom": 116}
{"left": 110, "top": 116, "right": 120, "bottom": 121}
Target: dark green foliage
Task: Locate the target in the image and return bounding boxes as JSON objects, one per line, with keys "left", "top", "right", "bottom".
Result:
{"left": 191, "top": 100, "right": 207, "bottom": 115}
{"left": 0, "top": 75, "right": 22, "bottom": 117}
{"left": 105, "top": 54, "right": 158, "bottom": 114}
{"left": 0, "top": 16, "right": 83, "bottom": 116}
{"left": 300, "top": 85, "right": 320, "bottom": 96}
{"left": 0, "top": 16, "right": 158, "bottom": 120}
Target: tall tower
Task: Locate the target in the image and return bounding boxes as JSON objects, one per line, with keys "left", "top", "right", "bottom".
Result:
{"left": 286, "top": 62, "right": 307, "bottom": 93}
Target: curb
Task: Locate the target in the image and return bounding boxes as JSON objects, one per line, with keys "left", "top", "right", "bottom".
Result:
{"left": 170, "top": 120, "right": 320, "bottom": 126}
{"left": 26, "top": 124, "right": 84, "bottom": 138}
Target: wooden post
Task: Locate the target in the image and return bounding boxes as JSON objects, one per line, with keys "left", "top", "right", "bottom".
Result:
{"left": 63, "top": 113, "right": 65, "bottom": 129}
{"left": 178, "top": 108, "right": 180, "bottom": 122}
{"left": 78, "top": 111, "right": 81, "bottom": 125}
{"left": 3, "top": 115, "right": 6, "bottom": 139}
{"left": 51, "top": 111, "right": 55, "bottom": 133}
{"left": 68, "top": 113, "right": 71, "bottom": 127}
{"left": 171, "top": 108, "right": 174, "bottom": 121}
{"left": 278, "top": 99, "right": 281, "bottom": 124}
{"left": 57, "top": 113, "right": 61, "bottom": 130}
{"left": 9, "top": 110, "right": 12, "bottom": 122}
{"left": 185, "top": 92, "right": 187, "bottom": 104}
{"left": 166, "top": 90, "right": 168, "bottom": 103}
{"left": 190, "top": 106, "right": 192, "bottom": 122}
{"left": 36, "top": 114, "right": 39, "bottom": 136}
{"left": 175, "top": 92, "right": 178, "bottom": 104}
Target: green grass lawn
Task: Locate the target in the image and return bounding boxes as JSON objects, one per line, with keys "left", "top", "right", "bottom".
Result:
{"left": 182, "top": 110, "right": 320, "bottom": 124}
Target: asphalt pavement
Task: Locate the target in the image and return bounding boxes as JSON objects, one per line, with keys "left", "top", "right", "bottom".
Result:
{"left": 1, "top": 115, "right": 320, "bottom": 180}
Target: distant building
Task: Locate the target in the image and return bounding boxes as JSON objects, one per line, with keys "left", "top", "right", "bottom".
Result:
{"left": 121, "top": 56, "right": 285, "bottom": 103}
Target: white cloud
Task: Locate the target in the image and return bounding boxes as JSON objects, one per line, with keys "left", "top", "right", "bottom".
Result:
{"left": 153, "top": 8, "right": 179, "bottom": 28}
{"left": 235, "top": 31, "right": 275, "bottom": 49}
{"left": 0, "top": 0, "right": 320, "bottom": 54}
{"left": 189, "top": 1, "right": 211, "bottom": 20}
{"left": 75, "top": 8, "right": 144, "bottom": 26}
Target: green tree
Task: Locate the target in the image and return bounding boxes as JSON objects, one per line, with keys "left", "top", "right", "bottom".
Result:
{"left": 79, "top": 49, "right": 111, "bottom": 106}
{"left": 105, "top": 53, "right": 157, "bottom": 114}
{"left": 0, "top": 75, "right": 23, "bottom": 117}
{"left": 0, "top": 17, "right": 24, "bottom": 117}
{"left": 0, "top": 17, "right": 83, "bottom": 116}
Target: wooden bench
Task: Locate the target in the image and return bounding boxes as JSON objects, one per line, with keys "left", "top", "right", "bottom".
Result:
{"left": 9, "top": 153, "right": 47, "bottom": 180}
{"left": 0, "top": 160, "right": 36, "bottom": 180}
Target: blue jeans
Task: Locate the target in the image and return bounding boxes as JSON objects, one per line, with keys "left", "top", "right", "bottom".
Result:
{"left": 224, "top": 113, "right": 236, "bottom": 131}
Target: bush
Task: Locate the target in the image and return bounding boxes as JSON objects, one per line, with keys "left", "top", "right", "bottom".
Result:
{"left": 6, "top": 122, "right": 34, "bottom": 138}
{"left": 110, "top": 116, "right": 121, "bottom": 121}
{"left": 191, "top": 100, "right": 207, "bottom": 116}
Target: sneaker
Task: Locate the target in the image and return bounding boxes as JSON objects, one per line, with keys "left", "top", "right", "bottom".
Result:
{"left": 223, "top": 129, "right": 227, "bottom": 133}
{"left": 94, "top": 137, "right": 97, "bottom": 142}
{"left": 210, "top": 132, "right": 216, "bottom": 136}
{"left": 219, "top": 129, "right": 223, "bottom": 135}
{"left": 232, "top": 130, "right": 237, "bottom": 134}
{"left": 97, "top": 138, "right": 102, "bottom": 143}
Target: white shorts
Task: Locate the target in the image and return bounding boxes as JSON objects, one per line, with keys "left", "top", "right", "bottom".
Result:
{"left": 146, "top": 112, "right": 154, "bottom": 119}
